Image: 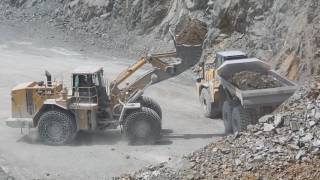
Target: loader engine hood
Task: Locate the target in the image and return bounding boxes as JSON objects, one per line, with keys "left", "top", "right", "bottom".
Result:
{"left": 11, "top": 81, "right": 63, "bottom": 118}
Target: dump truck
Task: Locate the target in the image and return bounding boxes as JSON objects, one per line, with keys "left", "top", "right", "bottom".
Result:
{"left": 196, "top": 51, "right": 298, "bottom": 134}
{"left": 6, "top": 21, "right": 206, "bottom": 145}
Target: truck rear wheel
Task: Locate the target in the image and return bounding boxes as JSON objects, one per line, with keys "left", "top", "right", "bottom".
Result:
{"left": 138, "top": 96, "right": 162, "bottom": 119}
{"left": 231, "top": 106, "right": 252, "bottom": 133}
{"left": 38, "top": 110, "right": 76, "bottom": 145}
{"left": 200, "top": 88, "right": 220, "bottom": 118}
{"left": 222, "top": 101, "right": 233, "bottom": 134}
{"left": 124, "top": 107, "right": 161, "bottom": 145}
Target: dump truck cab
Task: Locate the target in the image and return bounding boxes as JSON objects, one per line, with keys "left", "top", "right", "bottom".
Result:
{"left": 215, "top": 51, "right": 248, "bottom": 68}
{"left": 196, "top": 51, "right": 248, "bottom": 118}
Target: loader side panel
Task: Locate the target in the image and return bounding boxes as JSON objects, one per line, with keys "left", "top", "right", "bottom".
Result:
{"left": 11, "top": 89, "right": 30, "bottom": 118}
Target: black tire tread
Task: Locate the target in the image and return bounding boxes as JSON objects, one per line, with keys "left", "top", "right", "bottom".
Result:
{"left": 38, "top": 110, "right": 76, "bottom": 145}
{"left": 200, "top": 88, "right": 220, "bottom": 118}
{"left": 232, "top": 106, "right": 252, "bottom": 132}
{"left": 124, "top": 107, "right": 161, "bottom": 145}
{"left": 139, "top": 96, "right": 162, "bottom": 119}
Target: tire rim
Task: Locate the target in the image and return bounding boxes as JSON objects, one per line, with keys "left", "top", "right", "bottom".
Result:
{"left": 133, "top": 120, "right": 151, "bottom": 138}
{"left": 45, "top": 120, "right": 65, "bottom": 141}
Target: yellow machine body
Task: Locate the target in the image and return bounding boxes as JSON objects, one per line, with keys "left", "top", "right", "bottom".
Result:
{"left": 11, "top": 82, "right": 63, "bottom": 119}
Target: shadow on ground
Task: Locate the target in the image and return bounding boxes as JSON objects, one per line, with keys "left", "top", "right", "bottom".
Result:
{"left": 18, "top": 129, "right": 224, "bottom": 146}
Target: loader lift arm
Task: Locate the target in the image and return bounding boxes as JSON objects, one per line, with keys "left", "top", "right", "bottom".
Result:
{"left": 110, "top": 42, "right": 203, "bottom": 103}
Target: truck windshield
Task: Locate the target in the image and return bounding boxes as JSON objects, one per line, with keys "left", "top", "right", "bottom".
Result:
{"left": 225, "top": 55, "right": 248, "bottom": 61}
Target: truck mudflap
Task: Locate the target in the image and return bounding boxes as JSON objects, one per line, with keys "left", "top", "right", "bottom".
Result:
{"left": 6, "top": 118, "right": 34, "bottom": 128}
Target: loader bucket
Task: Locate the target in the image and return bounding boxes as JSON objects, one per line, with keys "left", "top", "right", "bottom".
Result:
{"left": 169, "top": 18, "right": 207, "bottom": 74}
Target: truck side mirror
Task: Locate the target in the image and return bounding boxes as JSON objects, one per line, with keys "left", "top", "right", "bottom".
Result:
{"left": 74, "top": 75, "right": 79, "bottom": 88}
{"left": 196, "top": 76, "right": 202, "bottom": 83}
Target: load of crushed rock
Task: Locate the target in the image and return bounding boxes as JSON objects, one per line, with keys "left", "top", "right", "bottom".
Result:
{"left": 117, "top": 77, "right": 320, "bottom": 180}
{"left": 175, "top": 18, "right": 207, "bottom": 45}
{"left": 230, "top": 71, "right": 282, "bottom": 90}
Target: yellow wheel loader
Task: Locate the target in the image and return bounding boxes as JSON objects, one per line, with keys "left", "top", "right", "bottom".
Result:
{"left": 6, "top": 29, "right": 204, "bottom": 145}
{"left": 196, "top": 51, "right": 298, "bottom": 134}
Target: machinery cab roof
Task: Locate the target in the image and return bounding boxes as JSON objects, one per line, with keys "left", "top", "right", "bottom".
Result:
{"left": 216, "top": 51, "right": 247, "bottom": 58}
{"left": 215, "top": 51, "right": 248, "bottom": 68}
{"left": 72, "top": 66, "right": 103, "bottom": 75}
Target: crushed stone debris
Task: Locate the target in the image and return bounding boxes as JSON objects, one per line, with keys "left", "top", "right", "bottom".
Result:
{"left": 175, "top": 18, "right": 207, "bottom": 45}
{"left": 230, "top": 71, "right": 282, "bottom": 90}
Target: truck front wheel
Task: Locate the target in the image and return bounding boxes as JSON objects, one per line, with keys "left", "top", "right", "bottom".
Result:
{"left": 38, "top": 110, "right": 77, "bottom": 145}
{"left": 124, "top": 107, "right": 161, "bottom": 145}
{"left": 231, "top": 106, "right": 252, "bottom": 133}
{"left": 200, "top": 88, "right": 220, "bottom": 118}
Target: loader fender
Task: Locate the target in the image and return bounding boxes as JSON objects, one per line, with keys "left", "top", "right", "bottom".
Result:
{"left": 119, "top": 102, "right": 141, "bottom": 124}
{"left": 33, "top": 100, "right": 70, "bottom": 127}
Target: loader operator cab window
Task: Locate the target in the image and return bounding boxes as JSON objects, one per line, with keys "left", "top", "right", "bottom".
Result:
{"left": 216, "top": 55, "right": 224, "bottom": 68}
{"left": 72, "top": 67, "right": 108, "bottom": 106}
{"left": 73, "top": 74, "right": 96, "bottom": 99}
{"left": 78, "top": 75, "right": 93, "bottom": 87}
{"left": 96, "top": 70, "right": 108, "bottom": 107}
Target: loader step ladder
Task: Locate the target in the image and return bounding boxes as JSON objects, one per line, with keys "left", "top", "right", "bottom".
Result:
{"left": 70, "top": 86, "right": 99, "bottom": 110}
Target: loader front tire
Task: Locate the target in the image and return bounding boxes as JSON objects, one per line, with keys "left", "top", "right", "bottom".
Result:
{"left": 200, "top": 88, "right": 220, "bottom": 118}
{"left": 222, "top": 101, "right": 233, "bottom": 134}
{"left": 138, "top": 96, "right": 162, "bottom": 119}
{"left": 231, "top": 106, "right": 252, "bottom": 133}
{"left": 125, "top": 107, "right": 161, "bottom": 145}
{"left": 38, "top": 110, "right": 76, "bottom": 145}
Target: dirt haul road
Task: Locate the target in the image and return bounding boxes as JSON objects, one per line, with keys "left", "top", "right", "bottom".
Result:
{"left": 0, "top": 23, "right": 224, "bottom": 179}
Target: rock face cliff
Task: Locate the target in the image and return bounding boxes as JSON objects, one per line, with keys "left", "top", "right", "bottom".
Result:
{"left": 2, "top": 0, "right": 320, "bottom": 80}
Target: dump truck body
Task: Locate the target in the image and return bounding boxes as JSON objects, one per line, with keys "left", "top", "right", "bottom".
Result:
{"left": 217, "top": 58, "right": 298, "bottom": 108}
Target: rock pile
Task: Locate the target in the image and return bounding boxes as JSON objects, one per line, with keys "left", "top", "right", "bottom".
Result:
{"left": 230, "top": 71, "right": 282, "bottom": 90}
{"left": 175, "top": 18, "right": 207, "bottom": 45}
{"left": 118, "top": 77, "right": 320, "bottom": 180}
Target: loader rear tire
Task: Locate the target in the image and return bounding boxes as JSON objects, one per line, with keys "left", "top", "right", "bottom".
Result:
{"left": 200, "top": 88, "right": 220, "bottom": 118}
{"left": 138, "top": 96, "right": 162, "bottom": 119}
{"left": 222, "top": 101, "right": 233, "bottom": 134}
{"left": 125, "top": 107, "right": 161, "bottom": 145}
{"left": 231, "top": 106, "right": 252, "bottom": 133}
{"left": 38, "top": 110, "right": 76, "bottom": 145}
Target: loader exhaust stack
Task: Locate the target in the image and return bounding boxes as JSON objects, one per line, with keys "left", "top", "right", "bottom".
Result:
{"left": 45, "top": 70, "right": 52, "bottom": 87}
